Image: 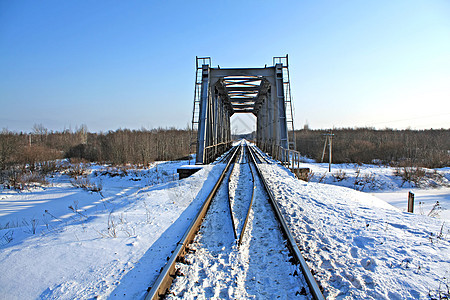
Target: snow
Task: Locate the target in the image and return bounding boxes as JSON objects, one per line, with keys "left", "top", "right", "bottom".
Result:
{"left": 259, "top": 162, "right": 449, "bottom": 299}
{"left": 0, "top": 161, "right": 226, "bottom": 299}
{"left": 372, "top": 188, "right": 450, "bottom": 221}
{"left": 177, "top": 165, "right": 203, "bottom": 170}
{"left": 0, "top": 152, "right": 449, "bottom": 299}
{"left": 298, "top": 161, "right": 450, "bottom": 221}
{"left": 167, "top": 145, "right": 308, "bottom": 299}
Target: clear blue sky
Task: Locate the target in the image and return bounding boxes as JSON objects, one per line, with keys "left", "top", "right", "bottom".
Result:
{"left": 1, "top": 0, "right": 449, "bottom": 133}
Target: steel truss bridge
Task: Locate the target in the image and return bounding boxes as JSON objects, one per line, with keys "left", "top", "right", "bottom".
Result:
{"left": 192, "top": 55, "right": 296, "bottom": 164}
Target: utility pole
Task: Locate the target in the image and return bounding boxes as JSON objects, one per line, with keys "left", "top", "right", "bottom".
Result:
{"left": 321, "top": 131, "right": 335, "bottom": 172}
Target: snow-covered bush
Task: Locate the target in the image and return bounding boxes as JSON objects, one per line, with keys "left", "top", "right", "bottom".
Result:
{"left": 332, "top": 169, "right": 347, "bottom": 182}
{"left": 394, "top": 167, "right": 448, "bottom": 188}
{"left": 70, "top": 176, "right": 102, "bottom": 192}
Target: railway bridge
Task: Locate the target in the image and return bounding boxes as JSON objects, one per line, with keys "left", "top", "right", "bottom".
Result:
{"left": 192, "top": 55, "right": 296, "bottom": 164}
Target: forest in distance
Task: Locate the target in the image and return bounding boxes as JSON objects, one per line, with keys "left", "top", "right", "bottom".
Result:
{"left": 293, "top": 128, "right": 449, "bottom": 168}
{"left": 0, "top": 126, "right": 449, "bottom": 176}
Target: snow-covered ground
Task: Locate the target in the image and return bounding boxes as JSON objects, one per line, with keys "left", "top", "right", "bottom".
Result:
{"left": 0, "top": 159, "right": 227, "bottom": 299}
{"left": 260, "top": 163, "right": 449, "bottom": 299}
{"left": 299, "top": 161, "right": 450, "bottom": 221}
{"left": 0, "top": 152, "right": 449, "bottom": 299}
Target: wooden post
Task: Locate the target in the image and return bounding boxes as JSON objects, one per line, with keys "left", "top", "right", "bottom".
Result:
{"left": 408, "top": 192, "right": 415, "bottom": 213}
{"left": 321, "top": 135, "right": 327, "bottom": 162}
{"left": 322, "top": 131, "right": 334, "bottom": 171}
{"left": 328, "top": 133, "right": 332, "bottom": 172}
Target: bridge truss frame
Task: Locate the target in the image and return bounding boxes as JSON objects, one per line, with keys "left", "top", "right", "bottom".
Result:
{"left": 191, "top": 55, "right": 296, "bottom": 164}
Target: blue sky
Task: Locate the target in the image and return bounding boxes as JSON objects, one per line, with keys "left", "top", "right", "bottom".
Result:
{"left": 1, "top": 0, "right": 449, "bottom": 133}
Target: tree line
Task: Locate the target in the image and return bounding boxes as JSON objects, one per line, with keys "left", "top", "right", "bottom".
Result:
{"left": 1, "top": 126, "right": 449, "bottom": 172}
{"left": 0, "top": 127, "right": 193, "bottom": 171}
{"left": 293, "top": 128, "right": 450, "bottom": 168}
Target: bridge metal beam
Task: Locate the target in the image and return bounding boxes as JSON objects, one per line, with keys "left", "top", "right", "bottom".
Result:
{"left": 210, "top": 68, "right": 274, "bottom": 78}
{"left": 275, "top": 63, "right": 289, "bottom": 150}
{"left": 194, "top": 58, "right": 293, "bottom": 164}
{"left": 196, "top": 65, "right": 210, "bottom": 164}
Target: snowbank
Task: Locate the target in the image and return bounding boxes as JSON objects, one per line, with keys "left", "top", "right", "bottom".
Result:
{"left": 0, "top": 161, "right": 225, "bottom": 299}
{"left": 260, "top": 163, "right": 450, "bottom": 299}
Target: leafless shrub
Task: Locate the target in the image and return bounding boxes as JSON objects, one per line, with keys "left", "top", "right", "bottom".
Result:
{"left": 332, "top": 169, "right": 347, "bottom": 182}
{"left": 68, "top": 157, "right": 90, "bottom": 165}
{"left": 42, "top": 213, "right": 51, "bottom": 230}
{"left": 354, "top": 167, "right": 361, "bottom": 179}
{"left": 353, "top": 167, "right": 364, "bottom": 189}
{"left": 38, "top": 161, "right": 60, "bottom": 176}
{"left": 44, "top": 209, "right": 63, "bottom": 223}
{"left": 68, "top": 200, "right": 88, "bottom": 218}
{"left": 429, "top": 222, "right": 448, "bottom": 245}
{"left": 0, "top": 220, "right": 20, "bottom": 230}
{"left": 428, "top": 275, "right": 449, "bottom": 300}
{"left": 354, "top": 172, "right": 377, "bottom": 191}
{"left": 118, "top": 213, "right": 127, "bottom": 224}
{"left": 395, "top": 167, "right": 447, "bottom": 188}
{"left": 66, "top": 164, "right": 88, "bottom": 178}
{"left": 1, "top": 230, "right": 14, "bottom": 245}
{"left": 318, "top": 172, "right": 327, "bottom": 183}
{"left": 363, "top": 173, "right": 377, "bottom": 188}
{"left": 395, "top": 167, "right": 425, "bottom": 187}
{"left": 143, "top": 202, "right": 152, "bottom": 224}
{"left": 305, "top": 171, "right": 314, "bottom": 182}
{"left": 70, "top": 176, "right": 102, "bottom": 193}
{"left": 22, "top": 218, "right": 39, "bottom": 234}
{"left": 4, "top": 169, "right": 48, "bottom": 190}
{"left": 96, "top": 212, "right": 119, "bottom": 238}
{"left": 21, "top": 171, "right": 48, "bottom": 186}
{"left": 122, "top": 224, "right": 136, "bottom": 237}
{"left": 107, "top": 213, "right": 117, "bottom": 238}
{"left": 94, "top": 166, "right": 128, "bottom": 177}
{"left": 426, "top": 170, "right": 448, "bottom": 187}
{"left": 428, "top": 201, "right": 443, "bottom": 218}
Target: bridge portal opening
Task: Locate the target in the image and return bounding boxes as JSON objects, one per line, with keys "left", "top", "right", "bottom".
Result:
{"left": 231, "top": 113, "right": 256, "bottom": 140}
{"left": 191, "top": 56, "right": 295, "bottom": 164}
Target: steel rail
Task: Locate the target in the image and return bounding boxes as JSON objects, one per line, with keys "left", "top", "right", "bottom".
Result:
{"left": 247, "top": 145, "right": 325, "bottom": 300}
{"left": 145, "top": 145, "right": 240, "bottom": 300}
{"left": 251, "top": 143, "right": 272, "bottom": 164}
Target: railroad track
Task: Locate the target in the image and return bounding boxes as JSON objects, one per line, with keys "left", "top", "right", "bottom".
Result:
{"left": 146, "top": 143, "right": 324, "bottom": 300}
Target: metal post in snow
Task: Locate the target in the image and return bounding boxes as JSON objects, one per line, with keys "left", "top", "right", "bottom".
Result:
{"left": 292, "top": 151, "right": 295, "bottom": 172}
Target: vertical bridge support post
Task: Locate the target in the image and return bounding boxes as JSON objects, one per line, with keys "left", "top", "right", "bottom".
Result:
{"left": 196, "top": 64, "right": 210, "bottom": 164}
